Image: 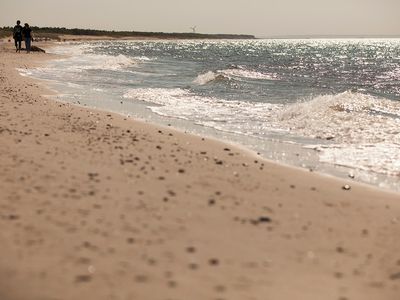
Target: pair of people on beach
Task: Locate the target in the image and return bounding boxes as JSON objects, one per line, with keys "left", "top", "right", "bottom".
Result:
{"left": 13, "top": 20, "right": 33, "bottom": 53}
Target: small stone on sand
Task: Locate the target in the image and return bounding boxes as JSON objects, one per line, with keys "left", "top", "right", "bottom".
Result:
{"left": 342, "top": 185, "right": 351, "bottom": 191}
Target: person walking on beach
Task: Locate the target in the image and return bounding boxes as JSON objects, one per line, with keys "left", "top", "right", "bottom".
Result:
{"left": 22, "top": 23, "right": 33, "bottom": 53}
{"left": 13, "top": 20, "right": 23, "bottom": 52}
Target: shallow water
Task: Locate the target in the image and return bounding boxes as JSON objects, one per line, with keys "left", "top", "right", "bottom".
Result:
{"left": 21, "top": 39, "right": 400, "bottom": 191}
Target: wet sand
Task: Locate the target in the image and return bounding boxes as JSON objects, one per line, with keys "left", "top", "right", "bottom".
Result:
{"left": 1, "top": 41, "right": 400, "bottom": 300}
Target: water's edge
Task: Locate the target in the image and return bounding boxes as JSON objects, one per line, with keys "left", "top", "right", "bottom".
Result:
{"left": 43, "top": 85, "right": 400, "bottom": 193}
{"left": 20, "top": 40, "right": 400, "bottom": 193}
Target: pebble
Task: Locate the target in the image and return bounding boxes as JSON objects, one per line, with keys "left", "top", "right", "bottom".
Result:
{"left": 342, "top": 185, "right": 351, "bottom": 191}
{"left": 88, "top": 265, "right": 96, "bottom": 274}
{"left": 389, "top": 272, "right": 400, "bottom": 280}
{"left": 186, "top": 246, "right": 196, "bottom": 253}
{"left": 209, "top": 258, "right": 219, "bottom": 266}
{"left": 258, "top": 216, "right": 272, "bottom": 223}
{"left": 75, "top": 275, "right": 91, "bottom": 283}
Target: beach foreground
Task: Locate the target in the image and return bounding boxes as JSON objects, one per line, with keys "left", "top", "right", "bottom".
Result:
{"left": 1, "top": 42, "right": 400, "bottom": 300}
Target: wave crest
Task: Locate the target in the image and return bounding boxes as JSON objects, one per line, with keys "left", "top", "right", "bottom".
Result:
{"left": 193, "top": 71, "right": 229, "bottom": 85}
{"left": 222, "top": 68, "right": 278, "bottom": 80}
{"left": 277, "top": 91, "right": 400, "bottom": 143}
{"left": 193, "top": 67, "right": 277, "bottom": 85}
{"left": 81, "top": 54, "right": 137, "bottom": 71}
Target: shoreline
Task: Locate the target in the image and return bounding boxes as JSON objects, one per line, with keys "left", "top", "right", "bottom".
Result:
{"left": 45, "top": 86, "right": 400, "bottom": 197}
{"left": 1, "top": 42, "right": 400, "bottom": 300}
{"left": 38, "top": 78, "right": 400, "bottom": 194}
{"left": 34, "top": 40, "right": 400, "bottom": 193}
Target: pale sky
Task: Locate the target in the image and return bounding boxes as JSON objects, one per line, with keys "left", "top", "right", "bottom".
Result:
{"left": 1, "top": 0, "right": 399, "bottom": 37}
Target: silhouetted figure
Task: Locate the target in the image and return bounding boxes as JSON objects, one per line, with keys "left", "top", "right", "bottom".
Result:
{"left": 22, "top": 23, "right": 33, "bottom": 53}
{"left": 13, "top": 20, "right": 23, "bottom": 52}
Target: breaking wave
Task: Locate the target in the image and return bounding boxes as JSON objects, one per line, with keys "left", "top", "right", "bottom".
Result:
{"left": 64, "top": 54, "right": 137, "bottom": 71}
{"left": 123, "top": 88, "right": 400, "bottom": 177}
{"left": 222, "top": 68, "right": 278, "bottom": 80}
{"left": 193, "top": 71, "right": 229, "bottom": 85}
{"left": 48, "top": 44, "right": 137, "bottom": 72}
{"left": 193, "top": 67, "right": 278, "bottom": 85}
{"left": 278, "top": 91, "right": 400, "bottom": 176}
{"left": 277, "top": 91, "right": 400, "bottom": 144}
{"left": 122, "top": 88, "right": 282, "bottom": 131}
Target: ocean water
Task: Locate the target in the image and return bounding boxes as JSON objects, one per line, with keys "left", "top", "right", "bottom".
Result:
{"left": 21, "top": 39, "right": 400, "bottom": 191}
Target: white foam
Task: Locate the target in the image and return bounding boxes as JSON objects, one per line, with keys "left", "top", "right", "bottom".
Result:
{"left": 87, "top": 54, "right": 136, "bottom": 71}
{"left": 318, "top": 143, "right": 400, "bottom": 177}
{"left": 123, "top": 88, "right": 400, "bottom": 177}
{"left": 193, "top": 68, "right": 277, "bottom": 85}
{"left": 46, "top": 44, "right": 137, "bottom": 72}
{"left": 123, "top": 88, "right": 283, "bottom": 134}
{"left": 277, "top": 92, "right": 400, "bottom": 176}
{"left": 134, "top": 56, "right": 154, "bottom": 61}
{"left": 276, "top": 91, "right": 400, "bottom": 144}
{"left": 221, "top": 68, "right": 278, "bottom": 80}
{"left": 123, "top": 88, "right": 190, "bottom": 106}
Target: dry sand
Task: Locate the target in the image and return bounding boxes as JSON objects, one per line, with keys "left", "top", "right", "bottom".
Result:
{"left": 0, "top": 41, "right": 400, "bottom": 300}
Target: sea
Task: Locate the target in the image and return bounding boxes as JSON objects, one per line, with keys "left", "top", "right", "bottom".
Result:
{"left": 20, "top": 39, "right": 400, "bottom": 192}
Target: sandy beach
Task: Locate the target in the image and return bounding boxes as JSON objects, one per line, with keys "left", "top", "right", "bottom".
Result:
{"left": 1, "top": 41, "right": 400, "bottom": 300}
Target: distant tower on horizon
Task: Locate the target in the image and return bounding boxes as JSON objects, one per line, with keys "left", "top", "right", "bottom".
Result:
{"left": 190, "top": 26, "right": 197, "bottom": 33}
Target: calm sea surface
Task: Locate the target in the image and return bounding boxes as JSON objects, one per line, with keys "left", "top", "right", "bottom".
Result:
{"left": 22, "top": 39, "right": 400, "bottom": 191}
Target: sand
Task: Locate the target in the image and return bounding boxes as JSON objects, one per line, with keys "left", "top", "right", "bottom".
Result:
{"left": 0, "top": 41, "right": 400, "bottom": 300}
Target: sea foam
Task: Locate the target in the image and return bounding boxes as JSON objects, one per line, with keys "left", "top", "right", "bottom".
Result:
{"left": 193, "top": 68, "right": 277, "bottom": 85}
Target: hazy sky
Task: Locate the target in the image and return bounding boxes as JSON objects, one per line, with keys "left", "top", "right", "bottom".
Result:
{"left": 1, "top": 0, "right": 399, "bottom": 37}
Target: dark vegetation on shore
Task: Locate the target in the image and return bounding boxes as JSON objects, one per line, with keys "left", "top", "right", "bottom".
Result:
{"left": 0, "top": 26, "right": 255, "bottom": 40}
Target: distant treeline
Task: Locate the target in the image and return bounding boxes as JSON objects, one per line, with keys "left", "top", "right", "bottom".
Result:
{"left": 0, "top": 26, "right": 255, "bottom": 40}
